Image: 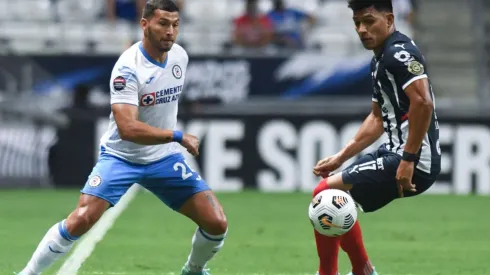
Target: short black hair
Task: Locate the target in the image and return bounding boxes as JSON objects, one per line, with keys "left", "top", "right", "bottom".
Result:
{"left": 347, "top": 0, "right": 393, "bottom": 13}
{"left": 143, "top": 0, "right": 180, "bottom": 19}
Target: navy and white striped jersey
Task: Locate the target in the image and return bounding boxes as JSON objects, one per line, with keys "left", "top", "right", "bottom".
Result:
{"left": 371, "top": 31, "right": 441, "bottom": 175}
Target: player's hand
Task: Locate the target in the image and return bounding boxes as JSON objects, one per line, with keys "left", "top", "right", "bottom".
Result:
{"left": 313, "top": 153, "right": 344, "bottom": 178}
{"left": 182, "top": 134, "right": 200, "bottom": 157}
{"left": 396, "top": 160, "right": 417, "bottom": 197}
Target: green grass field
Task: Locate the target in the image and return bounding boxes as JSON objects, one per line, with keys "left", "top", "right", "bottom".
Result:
{"left": 1, "top": 190, "right": 489, "bottom": 275}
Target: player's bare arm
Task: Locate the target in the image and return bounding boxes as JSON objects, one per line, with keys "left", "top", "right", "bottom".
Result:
{"left": 112, "top": 103, "right": 200, "bottom": 156}
{"left": 336, "top": 102, "right": 384, "bottom": 162}
{"left": 313, "top": 102, "right": 384, "bottom": 177}
{"left": 396, "top": 78, "right": 433, "bottom": 194}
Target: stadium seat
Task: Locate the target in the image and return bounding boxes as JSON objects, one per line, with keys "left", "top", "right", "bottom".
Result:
{"left": 15, "top": 0, "right": 54, "bottom": 22}
{"left": 202, "top": 0, "right": 232, "bottom": 22}
{"left": 257, "top": 0, "right": 273, "bottom": 13}
{"left": 56, "top": 0, "right": 103, "bottom": 22}
{"left": 306, "top": 27, "right": 354, "bottom": 55}
{"left": 89, "top": 22, "right": 135, "bottom": 44}
{"left": 59, "top": 23, "right": 92, "bottom": 53}
{"left": 0, "top": 0, "right": 11, "bottom": 22}
{"left": 316, "top": 0, "right": 353, "bottom": 26}
{"left": 94, "top": 41, "right": 130, "bottom": 55}
{"left": 8, "top": 39, "right": 48, "bottom": 54}
{"left": 228, "top": 1, "right": 245, "bottom": 20}
{"left": 284, "top": 0, "right": 318, "bottom": 14}
{"left": 184, "top": 0, "right": 208, "bottom": 23}
{"left": 0, "top": 22, "right": 45, "bottom": 40}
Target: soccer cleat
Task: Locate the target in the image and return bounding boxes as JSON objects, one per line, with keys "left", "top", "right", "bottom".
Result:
{"left": 181, "top": 265, "right": 211, "bottom": 275}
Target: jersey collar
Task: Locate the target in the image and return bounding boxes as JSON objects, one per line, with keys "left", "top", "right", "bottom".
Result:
{"left": 375, "top": 31, "right": 399, "bottom": 60}
{"left": 138, "top": 42, "right": 169, "bottom": 69}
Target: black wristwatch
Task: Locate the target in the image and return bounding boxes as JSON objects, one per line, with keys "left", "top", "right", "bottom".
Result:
{"left": 402, "top": 151, "right": 419, "bottom": 162}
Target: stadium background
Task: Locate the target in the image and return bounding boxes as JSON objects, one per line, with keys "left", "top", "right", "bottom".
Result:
{"left": 1, "top": 0, "right": 489, "bottom": 274}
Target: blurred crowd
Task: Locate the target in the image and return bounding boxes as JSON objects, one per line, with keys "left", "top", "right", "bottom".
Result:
{"left": 105, "top": 0, "right": 416, "bottom": 52}
{"left": 0, "top": 0, "right": 419, "bottom": 56}
{"left": 230, "top": 0, "right": 416, "bottom": 51}
{"left": 232, "top": 0, "right": 315, "bottom": 50}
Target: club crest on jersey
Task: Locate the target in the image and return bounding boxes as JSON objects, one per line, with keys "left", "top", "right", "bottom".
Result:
{"left": 408, "top": 60, "right": 424, "bottom": 75}
{"left": 140, "top": 93, "right": 156, "bottom": 106}
{"left": 113, "top": 76, "right": 126, "bottom": 91}
{"left": 88, "top": 175, "right": 102, "bottom": 187}
{"left": 172, "top": 65, "right": 182, "bottom": 79}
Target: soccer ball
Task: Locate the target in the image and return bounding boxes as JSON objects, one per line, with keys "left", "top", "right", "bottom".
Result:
{"left": 308, "top": 189, "right": 358, "bottom": 237}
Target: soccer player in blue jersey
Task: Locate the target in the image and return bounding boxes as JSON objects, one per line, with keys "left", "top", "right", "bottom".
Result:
{"left": 19, "top": 1, "right": 227, "bottom": 274}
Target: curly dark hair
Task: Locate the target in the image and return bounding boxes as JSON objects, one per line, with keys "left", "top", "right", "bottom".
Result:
{"left": 347, "top": 0, "right": 393, "bottom": 13}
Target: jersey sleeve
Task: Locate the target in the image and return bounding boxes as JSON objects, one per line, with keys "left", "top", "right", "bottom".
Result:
{"left": 109, "top": 64, "right": 139, "bottom": 106}
{"left": 384, "top": 43, "right": 428, "bottom": 90}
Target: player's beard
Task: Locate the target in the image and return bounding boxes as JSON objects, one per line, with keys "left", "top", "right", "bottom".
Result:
{"left": 147, "top": 26, "right": 173, "bottom": 53}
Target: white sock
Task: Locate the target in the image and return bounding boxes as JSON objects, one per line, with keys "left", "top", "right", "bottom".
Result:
{"left": 21, "top": 220, "right": 79, "bottom": 275}
{"left": 185, "top": 228, "right": 227, "bottom": 272}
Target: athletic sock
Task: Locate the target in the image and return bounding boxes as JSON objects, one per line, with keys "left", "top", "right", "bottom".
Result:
{"left": 21, "top": 220, "right": 79, "bottom": 275}
{"left": 341, "top": 221, "right": 373, "bottom": 275}
{"left": 185, "top": 228, "right": 227, "bottom": 272}
{"left": 313, "top": 179, "right": 340, "bottom": 275}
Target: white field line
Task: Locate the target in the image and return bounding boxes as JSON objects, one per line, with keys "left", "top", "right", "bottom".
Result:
{"left": 57, "top": 184, "right": 141, "bottom": 275}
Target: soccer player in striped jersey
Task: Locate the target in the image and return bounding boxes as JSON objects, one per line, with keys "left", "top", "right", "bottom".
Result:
{"left": 311, "top": 1, "right": 441, "bottom": 274}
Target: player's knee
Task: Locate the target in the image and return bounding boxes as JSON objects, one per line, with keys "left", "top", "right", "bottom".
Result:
{"left": 66, "top": 207, "right": 102, "bottom": 236}
{"left": 203, "top": 215, "right": 228, "bottom": 235}
{"left": 313, "top": 179, "right": 329, "bottom": 197}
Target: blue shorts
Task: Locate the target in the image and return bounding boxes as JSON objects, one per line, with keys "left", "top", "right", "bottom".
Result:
{"left": 81, "top": 152, "right": 210, "bottom": 211}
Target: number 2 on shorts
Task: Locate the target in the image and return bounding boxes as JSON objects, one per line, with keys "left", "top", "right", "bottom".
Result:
{"left": 173, "top": 160, "right": 202, "bottom": 180}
